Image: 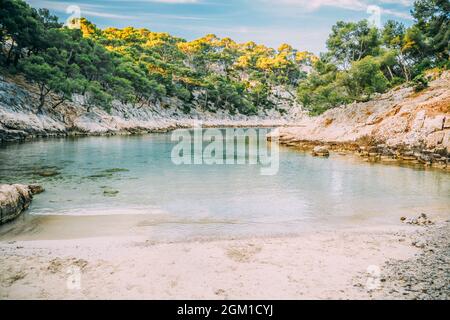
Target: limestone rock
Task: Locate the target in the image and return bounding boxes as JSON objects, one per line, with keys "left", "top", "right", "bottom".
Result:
{"left": 401, "top": 213, "right": 434, "bottom": 226}
{"left": 0, "top": 184, "right": 33, "bottom": 224}
{"left": 29, "top": 184, "right": 45, "bottom": 195}
{"left": 0, "top": 76, "right": 305, "bottom": 143}
{"left": 277, "top": 71, "right": 450, "bottom": 153}
{"left": 312, "top": 146, "right": 330, "bottom": 157}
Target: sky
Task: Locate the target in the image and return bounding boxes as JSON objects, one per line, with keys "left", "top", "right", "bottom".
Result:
{"left": 25, "top": 0, "right": 415, "bottom": 54}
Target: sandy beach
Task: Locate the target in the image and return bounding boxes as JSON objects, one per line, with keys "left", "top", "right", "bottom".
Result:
{"left": 1, "top": 211, "right": 448, "bottom": 300}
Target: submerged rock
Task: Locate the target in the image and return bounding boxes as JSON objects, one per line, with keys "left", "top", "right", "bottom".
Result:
{"left": 87, "top": 173, "right": 114, "bottom": 179}
{"left": 102, "top": 168, "right": 129, "bottom": 173}
{"left": 0, "top": 184, "right": 36, "bottom": 224}
{"left": 36, "top": 170, "right": 60, "bottom": 177}
{"left": 103, "top": 188, "right": 119, "bottom": 197}
{"left": 29, "top": 184, "right": 45, "bottom": 194}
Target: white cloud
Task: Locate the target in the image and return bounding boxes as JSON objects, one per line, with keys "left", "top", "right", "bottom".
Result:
{"left": 380, "top": 8, "right": 412, "bottom": 19}
{"left": 153, "top": 0, "right": 198, "bottom": 2}
{"left": 82, "top": 10, "right": 135, "bottom": 20}
{"left": 175, "top": 24, "right": 330, "bottom": 53}
{"left": 259, "top": 0, "right": 413, "bottom": 19}
{"left": 378, "top": 0, "right": 412, "bottom": 7}
{"left": 26, "top": 0, "right": 106, "bottom": 11}
{"left": 267, "top": 0, "right": 366, "bottom": 11}
{"left": 141, "top": 13, "right": 216, "bottom": 21}
{"left": 127, "top": 0, "right": 200, "bottom": 3}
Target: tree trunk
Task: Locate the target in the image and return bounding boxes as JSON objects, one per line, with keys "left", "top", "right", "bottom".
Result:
{"left": 398, "top": 54, "right": 410, "bottom": 81}
{"left": 52, "top": 97, "right": 66, "bottom": 109}
{"left": 204, "top": 91, "right": 208, "bottom": 110}
{"left": 13, "top": 46, "right": 21, "bottom": 67}
{"left": 37, "top": 84, "right": 50, "bottom": 114}
{"left": 387, "top": 66, "right": 394, "bottom": 80}
{"left": 5, "top": 40, "right": 15, "bottom": 66}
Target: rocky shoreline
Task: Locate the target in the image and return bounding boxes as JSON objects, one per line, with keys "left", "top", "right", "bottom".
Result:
{"left": 2, "top": 72, "right": 449, "bottom": 172}
{"left": 0, "top": 184, "right": 43, "bottom": 225}
{"left": 368, "top": 218, "right": 450, "bottom": 300}
{"left": 0, "top": 74, "right": 303, "bottom": 144}
{"left": 269, "top": 71, "right": 450, "bottom": 171}
{"left": 273, "top": 138, "right": 450, "bottom": 171}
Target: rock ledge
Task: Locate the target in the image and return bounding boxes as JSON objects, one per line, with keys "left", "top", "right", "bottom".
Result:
{"left": 0, "top": 184, "right": 43, "bottom": 224}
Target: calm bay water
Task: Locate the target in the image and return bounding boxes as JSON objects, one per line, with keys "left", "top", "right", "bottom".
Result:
{"left": 0, "top": 131, "right": 449, "bottom": 240}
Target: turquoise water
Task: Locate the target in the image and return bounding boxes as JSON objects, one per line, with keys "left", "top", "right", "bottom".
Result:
{"left": 0, "top": 131, "right": 449, "bottom": 239}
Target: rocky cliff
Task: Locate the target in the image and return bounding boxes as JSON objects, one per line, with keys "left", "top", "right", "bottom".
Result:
{"left": 1, "top": 71, "right": 450, "bottom": 162}
{"left": 0, "top": 184, "right": 43, "bottom": 224}
{"left": 0, "top": 75, "right": 304, "bottom": 143}
{"left": 272, "top": 71, "right": 450, "bottom": 168}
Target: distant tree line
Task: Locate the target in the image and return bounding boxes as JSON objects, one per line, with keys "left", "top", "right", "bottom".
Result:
{"left": 0, "top": 0, "right": 448, "bottom": 116}
{"left": 298, "top": 0, "right": 449, "bottom": 114}
{"left": 0, "top": 0, "right": 315, "bottom": 115}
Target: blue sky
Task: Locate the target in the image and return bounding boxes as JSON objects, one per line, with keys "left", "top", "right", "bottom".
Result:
{"left": 26, "top": 0, "right": 415, "bottom": 54}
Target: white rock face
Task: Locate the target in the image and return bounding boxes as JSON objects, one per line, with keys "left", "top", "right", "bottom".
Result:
{"left": 0, "top": 184, "right": 32, "bottom": 224}
{"left": 0, "top": 76, "right": 305, "bottom": 142}
{"left": 1, "top": 72, "right": 449, "bottom": 152}
{"left": 278, "top": 71, "right": 450, "bottom": 152}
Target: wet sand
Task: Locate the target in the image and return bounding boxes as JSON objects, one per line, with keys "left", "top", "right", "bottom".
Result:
{"left": 0, "top": 211, "right": 448, "bottom": 299}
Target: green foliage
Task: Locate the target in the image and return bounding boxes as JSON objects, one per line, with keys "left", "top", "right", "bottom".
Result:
{"left": 1, "top": 0, "right": 317, "bottom": 115}
{"left": 412, "top": 0, "right": 449, "bottom": 64}
{"left": 20, "top": 55, "right": 67, "bottom": 111}
{"left": 249, "top": 82, "right": 273, "bottom": 109}
{"left": 86, "top": 81, "right": 113, "bottom": 112}
{"left": 299, "top": 55, "right": 388, "bottom": 114}
{"left": 172, "top": 85, "right": 191, "bottom": 102}
{"left": 412, "top": 74, "right": 429, "bottom": 92}
{"left": 343, "top": 56, "right": 388, "bottom": 100}
{"left": 326, "top": 20, "right": 381, "bottom": 69}
{"left": 298, "top": 0, "right": 449, "bottom": 115}
{"left": 297, "top": 60, "right": 349, "bottom": 114}
{"left": 0, "top": 0, "right": 448, "bottom": 118}
{"left": 0, "top": 0, "right": 61, "bottom": 67}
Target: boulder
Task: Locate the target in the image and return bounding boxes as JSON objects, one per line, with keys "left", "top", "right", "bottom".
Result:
{"left": 401, "top": 213, "right": 434, "bottom": 226}
{"left": 312, "top": 146, "right": 330, "bottom": 157}
{"left": 422, "top": 115, "right": 445, "bottom": 133}
{"left": 29, "top": 184, "right": 45, "bottom": 195}
{"left": 0, "top": 184, "right": 43, "bottom": 224}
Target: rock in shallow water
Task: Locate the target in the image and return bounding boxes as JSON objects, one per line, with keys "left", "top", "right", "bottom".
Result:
{"left": 36, "top": 170, "right": 60, "bottom": 177}
{"left": 29, "top": 184, "right": 45, "bottom": 195}
{"left": 0, "top": 184, "right": 44, "bottom": 224}
{"left": 312, "top": 146, "right": 330, "bottom": 157}
{"left": 103, "top": 188, "right": 119, "bottom": 197}
{"left": 401, "top": 213, "right": 434, "bottom": 226}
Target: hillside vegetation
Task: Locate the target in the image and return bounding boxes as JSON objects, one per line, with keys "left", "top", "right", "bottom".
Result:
{"left": 0, "top": 0, "right": 448, "bottom": 117}
{"left": 0, "top": 0, "right": 315, "bottom": 116}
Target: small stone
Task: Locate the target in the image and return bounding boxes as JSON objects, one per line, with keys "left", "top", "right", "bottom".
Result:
{"left": 28, "top": 184, "right": 44, "bottom": 195}
{"left": 103, "top": 189, "right": 119, "bottom": 197}
{"left": 37, "top": 170, "right": 60, "bottom": 177}
{"left": 412, "top": 240, "right": 426, "bottom": 248}
{"left": 312, "top": 146, "right": 329, "bottom": 157}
